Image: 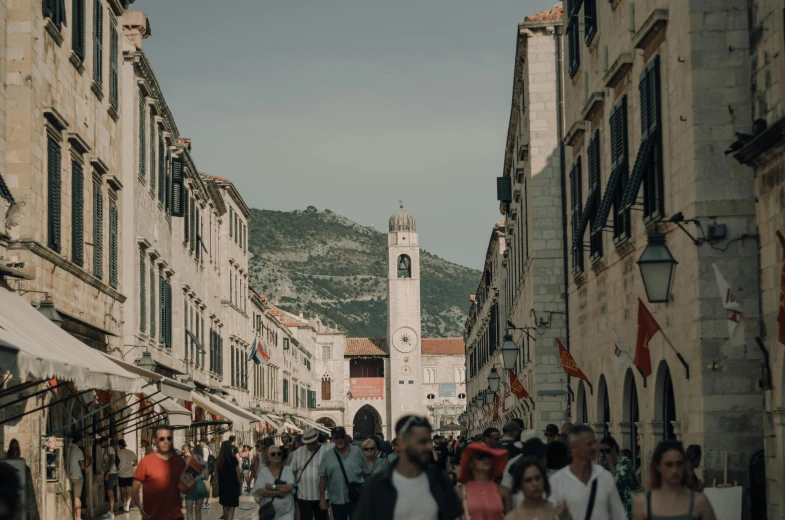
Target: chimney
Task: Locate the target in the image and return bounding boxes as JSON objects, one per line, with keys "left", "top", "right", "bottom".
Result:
{"left": 122, "top": 10, "right": 151, "bottom": 51}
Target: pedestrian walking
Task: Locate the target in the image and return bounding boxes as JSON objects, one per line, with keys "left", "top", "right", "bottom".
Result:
{"left": 502, "top": 435, "right": 548, "bottom": 508}
{"left": 632, "top": 440, "right": 716, "bottom": 520}
{"left": 388, "top": 437, "right": 400, "bottom": 465}
{"left": 549, "top": 425, "right": 626, "bottom": 520}
{"left": 116, "top": 439, "right": 138, "bottom": 513}
{"left": 378, "top": 433, "right": 393, "bottom": 458}
{"left": 5, "top": 438, "right": 20, "bottom": 459}
{"left": 600, "top": 436, "right": 639, "bottom": 520}
{"left": 100, "top": 436, "right": 118, "bottom": 518}
{"left": 216, "top": 439, "right": 242, "bottom": 520}
{"left": 250, "top": 438, "right": 274, "bottom": 488}
{"left": 544, "top": 425, "right": 559, "bottom": 444}
{"left": 353, "top": 415, "right": 463, "bottom": 520}
{"left": 289, "top": 428, "right": 328, "bottom": 520}
{"left": 132, "top": 425, "right": 196, "bottom": 520}
{"left": 545, "top": 440, "right": 571, "bottom": 475}
{"left": 318, "top": 426, "right": 369, "bottom": 520}
{"left": 0, "top": 461, "right": 22, "bottom": 520}
{"left": 561, "top": 423, "right": 574, "bottom": 435}
{"left": 68, "top": 435, "right": 90, "bottom": 520}
{"left": 280, "top": 432, "right": 293, "bottom": 462}
{"left": 183, "top": 445, "right": 210, "bottom": 520}
{"left": 198, "top": 438, "right": 214, "bottom": 510}
{"left": 499, "top": 421, "right": 522, "bottom": 459}
{"left": 253, "top": 445, "right": 296, "bottom": 520}
{"left": 431, "top": 436, "right": 450, "bottom": 471}
{"left": 140, "top": 438, "right": 153, "bottom": 456}
{"left": 684, "top": 445, "right": 705, "bottom": 492}
{"left": 483, "top": 428, "right": 501, "bottom": 449}
{"left": 503, "top": 458, "right": 571, "bottom": 520}
{"left": 455, "top": 441, "right": 512, "bottom": 518}
{"left": 240, "top": 445, "right": 252, "bottom": 491}
{"left": 360, "top": 438, "right": 386, "bottom": 475}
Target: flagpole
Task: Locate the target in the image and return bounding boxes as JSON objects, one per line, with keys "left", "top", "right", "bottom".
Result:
{"left": 739, "top": 311, "right": 772, "bottom": 390}
{"left": 656, "top": 327, "right": 690, "bottom": 379}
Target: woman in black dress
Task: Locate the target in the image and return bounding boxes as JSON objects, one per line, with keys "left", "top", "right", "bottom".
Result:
{"left": 215, "top": 440, "right": 241, "bottom": 520}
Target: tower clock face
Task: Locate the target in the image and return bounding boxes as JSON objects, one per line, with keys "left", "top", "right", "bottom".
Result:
{"left": 393, "top": 327, "right": 417, "bottom": 353}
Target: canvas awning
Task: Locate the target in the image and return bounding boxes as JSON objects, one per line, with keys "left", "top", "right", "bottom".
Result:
{"left": 205, "top": 392, "right": 271, "bottom": 431}
{"left": 290, "top": 415, "right": 331, "bottom": 434}
{"left": 0, "top": 285, "right": 140, "bottom": 393}
{"left": 141, "top": 388, "right": 191, "bottom": 427}
{"left": 191, "top": 392, "right": 254, "bottom": 432}
{"left": 102, "top": 353, "right": 193, "bottom": 401}
{"left": 281, "top": 421, "right": 303, "bottom": 434}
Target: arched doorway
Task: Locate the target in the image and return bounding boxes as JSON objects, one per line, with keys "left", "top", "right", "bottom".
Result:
{"left": 353, "top": 405, "right": 381, "bottom": 439}
{"left": 654, "top": 361, "right": 676, "bottom": 441}
{"left": 623, "top": 369, "right": 640, "bottom": 472}
{"left": 577, "top": 381, "right": 588, "bottom": 424}
{"left": 316, "top": 417, "right": 336, "bottom": 429}
{"left": 598, "top": 375, "right": 610, "bottom": 438}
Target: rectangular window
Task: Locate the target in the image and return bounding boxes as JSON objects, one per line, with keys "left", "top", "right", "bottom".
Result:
{"left": 93, "top": 1, "right": 103, "bottom": 89}
{"left": 139, "top": 253, "right": 146, "bottom": 332}
{"left": 584, "top": 0, "right": 597, "bottom": 44}
{"left": 109, "top": 199, "right": 118, "bottom": 288}
{"left": 189, "top": 196, "right": 195, "bottom": 251}
{"left": 229, "top": 207, "right": 233, "bottom": 238}
{"left": 611, "top": 97, "right": 630, "bottom": 239}
{"left": 138, "top": 94, "right": 146, "bottom": 178}
{"left": 231, "top": 344, "right": 235, "bottom": 386}
{"left": 235, "top": 213, "right": 239, "bottom": 244}
{"left": 567, "top": 5, "right": 580, "bottom": 77}
{"left": 93, "top": 179, "right": 103, "bottom": 279}
{"left": 72, "top": 0, "right": 85, "bottom": 60}
{"left": 570, "top": 158, "right": 584, "bottom": 275}
{"left": 159, "top": 274, "right": 166, "bottom": 344}
{"left": 71, "top": 161, "right": 84, "bottom": 266}
{"left": 47, "top": 137, "right": 62, "bottom": 252}
{"left": 158, "top": 136, "right": 165, "bottom": 204}
{"left": 283, "top": 378, "right": 289, "bottom": 404}
{"left": 322, "top": 345, "right": 331, "bottom": 359}
{"left": 587, "top": 132, "right": 603, "bottom": 259}
{"left": 43, "top": 0, "right": 67, "bottom": 30}
{"left": 149, "top": 265, "right": 156, "bottom": 338}
{"left": 109, "top": 22, "right": 119, "bottom": 110}
{"left": 166, "top": 280, "right": 173, "bottom": 348}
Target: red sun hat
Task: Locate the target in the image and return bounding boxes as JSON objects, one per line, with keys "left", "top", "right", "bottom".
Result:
{"left": 457, "top": 442, "right": 509, "bottom": 484}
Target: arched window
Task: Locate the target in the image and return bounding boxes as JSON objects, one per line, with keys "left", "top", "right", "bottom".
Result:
{"left": 397, "top": 255, "right": 411, "bottom": 278}
{"left": 321, "top": 374, "right": 331, "bottom": 401}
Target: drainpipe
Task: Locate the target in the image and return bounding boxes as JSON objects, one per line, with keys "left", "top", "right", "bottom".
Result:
{"left": 555, "top": 24, "right": 571, "bottom": 418}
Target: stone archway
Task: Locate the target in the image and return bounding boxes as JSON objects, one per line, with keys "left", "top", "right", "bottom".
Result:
{"left": 597, "top": 375, "right": 610, "bottom": 439}
{"left": 316, "top": 416, "right": 337, "bottom": 429}
{"left": 577, "top": 381, "right": 588, "bottom": 424}
{"left": 654, "top": 360, "right": 676, "bottom": 442}
{"left": 353, "top": 404, "right": 382, "bottom": 439}
{"left": 622, "top": 368, "right": 640, "bottom": 472}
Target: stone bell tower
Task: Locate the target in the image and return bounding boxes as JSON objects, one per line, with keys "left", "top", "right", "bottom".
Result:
{"left": 386, "top": 204, "right": 427, "bottom": 429}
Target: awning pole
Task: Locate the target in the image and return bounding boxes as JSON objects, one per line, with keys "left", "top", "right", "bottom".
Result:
{"left": 115, "top": 412, "right": 167, "bottom": 435}
{"left": 94, "top": 391, "right": 163, "bottom": 424}
{"left": 92, "top": 396, "right": 171, "bottom": 434}
{"left": 0, "top": 381, "right": 69, "bottom": 410}
{"left": 70, "top": 392, "right": 163, "bottom": 435}
{"left": 0, "top": 388, "right": 93, "bottom": 428}
{"left": 46, "top": 382, "right": 155, "bottom": 438}
{"left": 0, "top": 379, "right": 44, "bottom": 400}
{"left": 47, "top": 382, "right": 78, "bottom": 424}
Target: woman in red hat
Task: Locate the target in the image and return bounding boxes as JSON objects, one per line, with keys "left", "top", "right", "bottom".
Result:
{"left": 456, "top": 442, "right": 512, "bottom": 519}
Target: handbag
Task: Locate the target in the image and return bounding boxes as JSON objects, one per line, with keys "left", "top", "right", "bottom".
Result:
{"left": 258, "top": 466, "right": 283, "bottom": 520}
{"left": 211, "top": 473, "right": 220, "bottom": 498}
{"left": 334, "top": 448, "right": 363, "bottom": 502}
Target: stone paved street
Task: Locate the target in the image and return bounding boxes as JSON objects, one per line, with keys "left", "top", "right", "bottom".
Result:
{"left": 118, "top": 492, "right": 261, "bottom": 520}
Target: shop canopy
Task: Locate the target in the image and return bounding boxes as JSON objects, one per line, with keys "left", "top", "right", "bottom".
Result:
{"left": 0, "top": 286, "right": 140, "bottom": 393}
{"left": 140, "top": 387, "right": 191, "bottom": 427}
{"left": 102, "top": 353, "right": 193, "bottom": 401}
{"left": 289, "top": 414, "right": 331, "bottom": 434}
{"left": 191, "top": 391, "right": 256, "bottom": 432}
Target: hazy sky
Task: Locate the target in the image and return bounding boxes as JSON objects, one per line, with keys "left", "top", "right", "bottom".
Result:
{"left": 141, "top": 0, "right": 557, "bottom": 270}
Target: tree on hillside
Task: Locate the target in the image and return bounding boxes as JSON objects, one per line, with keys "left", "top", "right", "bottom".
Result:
{"left": 305, "top": 205, "right": 318, "bottom": 213}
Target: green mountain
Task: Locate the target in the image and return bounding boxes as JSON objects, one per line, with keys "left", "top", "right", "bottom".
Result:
{"left": 247, "top": 208, "right": 481, "bottom": 338}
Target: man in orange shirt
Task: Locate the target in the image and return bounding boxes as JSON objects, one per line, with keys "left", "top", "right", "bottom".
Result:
{"left": 132, "top": 425, "right": 195, "bottom": 520}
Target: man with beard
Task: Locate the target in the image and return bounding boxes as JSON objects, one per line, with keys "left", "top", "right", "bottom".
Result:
{"left": 353, "top": 415, "right": 462, "bottom": 520}
{"left": 318, "top": 427, "right": 369, "bottom": 520}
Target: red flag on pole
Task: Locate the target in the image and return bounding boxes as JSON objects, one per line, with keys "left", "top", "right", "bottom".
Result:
{"left": 635, "top": 299, "right": 660, "bottom": 378}
{"left": 557, "top": 339, "right": 589, "bottom": 382}
{"left": 777, "top": 231, "right": 785, "bottom": 345}
{"left": 508, "top": 369, "right": 529, "bottom": 399}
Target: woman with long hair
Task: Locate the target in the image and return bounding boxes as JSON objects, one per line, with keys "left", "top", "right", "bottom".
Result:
{"left": 5, "top": 438, "right": 20, "bottom": 459}
{"left": 632, "top": 440, "right": 716, "bottom": 520}
{"left": 504, "top": 458, "right": 571, "bottom": 520}
{"left": 215, "top": 440, "right": 242, "bottom": 520}
{"left": 455, "top": 442, "right": 512, "bottom": 519}
{"left": 360, "top": 438, "right": 386, "bottom": 475}
{"left": 183, "top": 444, "right": 209, "bottom": 520}
{"left": 252, "top": 445, "right": 296, "bottom": 519}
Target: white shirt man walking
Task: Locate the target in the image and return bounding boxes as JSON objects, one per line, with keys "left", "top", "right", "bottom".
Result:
{"left": 69, "top": 436, "right": 92, "bottom": 520}
{"left": 549, "top": 424, "right": 626, "bottom": 520}
{"left": 290, "top": 428, "right": 328, "bottom": 520}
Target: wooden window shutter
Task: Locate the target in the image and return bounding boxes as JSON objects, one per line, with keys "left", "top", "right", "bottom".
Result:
{"left": 196, "top": 206, "right": 201, "bottom": 260}
{"left": 149, "top": 119, "right": 156, "bottom": 193}
{"left": 166, "top": 280, "right": 172, "bottom": 347}
{"left": 44, "top": 0, "right": 67, "bottom": 30}
{"left": 171, "top": 157, "right": 185, "bottom": 217}
{"left": 158, "top": 136, "right": 165, "bottom": 204}
{"left": 93, "top": 1, "right": 103, "bottom": 88}
{"left": 109, "top": 199, "right": 118, "bottom": 288}
{"left": 189, "top": 196, "right": 195, "bottom": 251}
{"left": 570, "top": 158, "right": 584, "bottom": 274}
{"left": 165, "top": 151, "right": 172, "bottom": 215}
{"left": 71, "top": 161, "right": 84, "bottom": 266}
{"left": 149, "top": 265, "right": 156, "bottom": 338}
{"left": 611, "top": 97, "right": 630, "bottom": 239}
{"left": 231, "top": 345, "right": 235, "bottom": 386}
{"left": 138, "top": 95, "right": 146, "bottom": 177}
{"left": 588, "top": 132, "right": 603, "bottom": 258}
{"left": 109, "top": 24, "right": 119, "bottom": 110}
{"left": 184, "top": 299, "right": 188, "bottom": 354}
{"left": 322, "top": 378, "right": 331, "bottom": 401}
{"left": 93, "top": 179, "right": 104, "bottom": 279}
{"left": 47, "top": 137, "right": 62, "bottom": 252}
{"left": 72, "top": 0, "right": 85, "bottom": 59}
{"left": 159, "top": 274, "right": 166, "bottom": 344}
{"left": 183, "top": 187, "right": 190, "bottom": 242}
{"left": 139, "top": 253, "right": 146, "bottom": 332}
{"left": 229, "top": 207, "right": 233, "bottom": 238}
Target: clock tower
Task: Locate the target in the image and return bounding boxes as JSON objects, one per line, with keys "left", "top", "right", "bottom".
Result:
{"left": 387, "top": 204, "right": 427, "bottom": 428}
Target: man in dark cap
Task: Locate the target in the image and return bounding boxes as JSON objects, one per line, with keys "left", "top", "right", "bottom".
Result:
{"left": 545, "top": 424, "right": 559, "bottom": 443}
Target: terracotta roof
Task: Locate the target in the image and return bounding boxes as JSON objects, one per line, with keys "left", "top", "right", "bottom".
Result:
{"left": 346, "top": 338, "right": 388, "bottom": 356}
{"left": 524, "top": 3, "right": 563, "bottom": 21}
{"left": 268, "top": 309, "right": 282, "bottom": 317}
{"left": 283, "top": 322, "right": 303, "bottom": 328}
{"left": 207, "top": 174, "right": 229, "bottom": 184}
{"left": 422, "top": 338, "right": 465, "bottom": 356}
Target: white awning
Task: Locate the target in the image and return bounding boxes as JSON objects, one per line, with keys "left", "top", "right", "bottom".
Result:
{"left": 205, "top": 393, "right": 270, "bottom": 430}
{"left": 141, "top": 388, "right": 191, "bottom": 427}
{"left": 191, "top": 392, "right": 254, "bottom": 432}
{"left": 290, "top": 415, "right": 331, "bottom": 435}
{"left": 0, "top": 286, "right": 140, "bottom": 393}
{"left": 281, "top": 421, "right": 303, "bottom": 434}
{"left": 102, "top": 354, "right": 193, "bottom": 401}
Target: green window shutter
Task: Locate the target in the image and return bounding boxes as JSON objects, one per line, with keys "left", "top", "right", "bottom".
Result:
{"left": 158, "top": 137, "right": 165, "bottom": 204}
{"left": 234, "top": 213, "right": 238, "bottom": 244}
{"left": 570, "top": 158, "right": 584, "bottom": 275}
{"left": 149, "top": 265, "right": 156, "bottom": 338}
{"left": 139, "top": 253, "right": 146, "bottom": 332}
{"left": 587, "top": 132, "right": 602, "bottom": 258}
{"left": 93, "top": 179, "right": 103, "bottom": 279}
{"left": 231, "top": 345, "right": 235, "bottom": 386}
{"left": 229, "top": 207, "right": 233, "bottom": 238}
{"left": 44, "top": 0, "right": 67, "bottom": 29}
{"left": 71, "top": 161, "right": 84, "bottom": 266}
{"left": 139, "top": 95, "right": 146, "bottom": 177}
{"left": 166, "top": 280, "right": 172, "bottom": 348}
{"left": 183, "top": 187, "right": 190, "bottom": 242}
{"left": 47, "top": 137, "right": 62, "bottom": 252}
{"left": 109, "top": 199, "right": 118, "bottom": 288}
{"left": 149, "top": 120, "right": 156, "bottom": 193}
{"left": 196, "top": 206, "right": 201, "bottom": 260}
{"left": 189, "top": 196, "right": 195, "bottom": 251}
{"left": 171, "top": 157, "right": 185, "bottom": 217}
{"left": 165, "top": 151, "right": 171, "bottom": 215}
{"left": 159, "top": 274, "right": 165, "bottom": 344}
{"left": 109, "top": 23, "right": 118, "bottom": 110}
{"left": 72, "top": 0, "right": 85, "bottom": 59}
{"left": 184, "top": 299, "right": 188, "bottom": 355}
{"left": 93, "top": 1, "right": 103, "bottom": 88}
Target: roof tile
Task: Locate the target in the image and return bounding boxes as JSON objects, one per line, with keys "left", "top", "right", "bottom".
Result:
{"left": 524, "top": 3, "right": 563, "bottom": 22}
{"left": 346, "top": 338, "right": 388, "bottom": 356}
{"left": 422, "top": 338, "right": 465, "bottom": 356}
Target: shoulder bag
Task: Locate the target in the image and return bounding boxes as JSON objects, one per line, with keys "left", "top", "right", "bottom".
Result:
{"left": 258, "top": 466, "right": 283, "bottom": 520}
{"left": 294, "top": 445, "right": 321, "bottom": 499}
{"left": 334, "top": 448, "right": 363, "bottom": 502}
{"left": 584, "top": 478, "right": 599, "bottom": 520}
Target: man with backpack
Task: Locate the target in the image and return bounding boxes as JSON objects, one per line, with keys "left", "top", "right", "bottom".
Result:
{"left": 198, "top": 438, "right": 214, "bottom": 510}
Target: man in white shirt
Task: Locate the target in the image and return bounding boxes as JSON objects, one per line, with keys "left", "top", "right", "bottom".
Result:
{"left": 549, "top": 424, "right": 626, "bottom": 520}
{"left": 116, "top": 439, "right": 137, "bottom": 513}
{"left": 290, "top": 428, "right": 328, "bottom": 520}
{"left": 69, "top": 436, "right": 91, "bottom": 520}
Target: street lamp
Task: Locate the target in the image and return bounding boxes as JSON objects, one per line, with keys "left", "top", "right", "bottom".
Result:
{"left": 38, "top": 298, "right": 63, "bottom": 327}
{"left": 501, "top": 334, "right": 519, "bottom": 370}
{"left": 136, "top": 351, "right": 157, "bottom": 373}
{"left": 484, "top": 387, "right": 495, "bottom": 405}
{"left": 638, "top": 232, "right": 678, "bottom": 303}
{"left": 487, "top": 367, "right": 501, "bottom": 393}
{"left": 474, "top": 394, "right": 483, "bottom": 408}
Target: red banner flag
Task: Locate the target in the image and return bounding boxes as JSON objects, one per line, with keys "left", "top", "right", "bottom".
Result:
{"left": 635, "top": 299, "right": 660, "bottom": 378}
{"left": 509, "top": 369, "right": 529, "bottom": 399}
{"left": 493, "top": 395, "right": 501, "bottom": 422}
{"left": 557, "top": 339, "right": 589, "bottom": 382}
{"left": 777, "top": 231, "right": 785, "bottom": 345}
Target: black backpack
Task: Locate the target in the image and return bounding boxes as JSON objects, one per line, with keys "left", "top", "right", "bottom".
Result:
{"left": 206, "top": 449, "right": 216, "bottom": 474}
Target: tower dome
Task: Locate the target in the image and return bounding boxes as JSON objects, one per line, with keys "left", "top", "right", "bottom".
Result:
{"left": 389, "top": 204, "right": 416, "bottom": 232}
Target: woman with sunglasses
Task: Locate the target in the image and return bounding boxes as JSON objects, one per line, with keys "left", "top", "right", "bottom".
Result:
{"left": 215, "top": 440, "right": 242, "bottom": 520}
{"left": 632, "top": 440, "right": 716, "bottom": 520}
{"left": 456, "top": 442, "right": 512, "bottom": 519}
{"left": 360, "top": 438, "right": 386, "bottom": 476}
{"left": 252, "top": 445, "right": 296, "bottom": 519}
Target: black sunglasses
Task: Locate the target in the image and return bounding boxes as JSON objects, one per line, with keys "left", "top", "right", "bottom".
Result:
{"left": 363, "top": 447, "right": 376, "bottom": 452}
{"left": 158, "top": 436, "right": 172, "bottom": 442}
{"left": 269, "top": 452, "right": 282, "bottom": 457}
{"left": 474, "top": 452, "right": 493, "bottom": 461}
